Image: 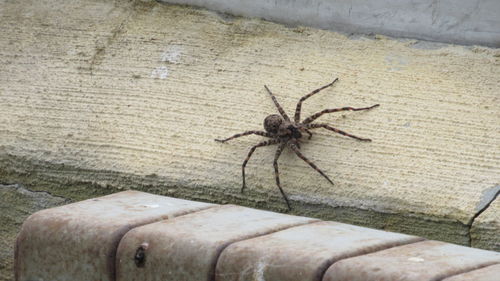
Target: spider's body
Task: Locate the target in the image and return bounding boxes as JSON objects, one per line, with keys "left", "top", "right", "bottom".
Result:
{"left": 215, "top": 78, "right": 379, "bottom": 210}
{"left": 264, "top": 114, "right": 302, "bottom": 140}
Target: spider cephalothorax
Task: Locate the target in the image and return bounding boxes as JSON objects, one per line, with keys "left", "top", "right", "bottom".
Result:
{"left": 264, "top": 114, "right": 303, "bottom": 140}
{"left": 215, "top": 78, "right": 379, "bottom": 210}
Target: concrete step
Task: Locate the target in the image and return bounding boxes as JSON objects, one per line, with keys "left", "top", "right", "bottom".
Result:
{"left": 1, "top": 0, "right": 499, "bottom": 255}
{"left": 15, "top": 191, "right": 500, "bottom": 281}
{"left": 15, "top": 191, "right": 213, "bottom": 281}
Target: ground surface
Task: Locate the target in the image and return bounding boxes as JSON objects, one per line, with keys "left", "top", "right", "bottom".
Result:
{"left": 0, "top": 0, "right": 499, "bottom": 279}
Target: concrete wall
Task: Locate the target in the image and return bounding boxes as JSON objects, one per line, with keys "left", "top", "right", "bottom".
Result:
{"left": 161, "top": 0, "right": 500, "bottom": 47}
{"left": 1, "top": 0, "right": 499, "bottom": 279}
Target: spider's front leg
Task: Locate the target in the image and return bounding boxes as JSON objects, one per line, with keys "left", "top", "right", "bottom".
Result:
{"left": 215, "top": 130, "right": 272, "bottom": 143}
{"left": 294, "top": 78, "right": 338, "bottom": 123}
{"left": 305, "top": 129, "right": 313, "bottom": 139}
{"left": 302, "top": 104, "right": 379, "bottom": 124}
{"left": 305, "top": 123, "right": 372, "bottom": 141}
{"left": 264, "top": 85, "right": 291, "bottom": 122}
{"left": 298, "top": 127, "right": 313, "bottom": 140}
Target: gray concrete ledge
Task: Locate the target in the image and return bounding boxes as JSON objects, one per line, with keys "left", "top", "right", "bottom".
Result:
{"left": 16, "top": 191, "right": 500, "bottom": 281}
{"left": 161, "top": 0, "right": 500, "bottom": 47}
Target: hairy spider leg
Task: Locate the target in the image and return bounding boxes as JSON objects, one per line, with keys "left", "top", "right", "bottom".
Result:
{"left": 302, "top": 104, "right": 380, "bottom": 124}
{"left": 264, "top": 85, "right": 291, "bottom": 121}
{"left": 215, "top": 130, "right": 272, "bottom": 143}
{"left": 294, "top": 78, "right": 339, "bottom": 123}
{"left": 288, "top": 141, "right": 334, "bottom": 185}
{"left": 273, "top": 142, "right": 291, "bottom": 210}
{"left": 306, "top": 123, "right": 372, "bottom": 141}
{"left": 302, "top": 128, "right": 313, "bottom": 139}
{"left": 241, "top": 139, "right": 280, "bottom": 193}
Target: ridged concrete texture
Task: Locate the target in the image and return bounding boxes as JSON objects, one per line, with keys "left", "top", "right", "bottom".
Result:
{"left": 216, "top": 221, "right": 423, "bottom": 281}
{"left": 324, "top": 240, "right": 500, "bottom": 281}
{"left": 15, "top": 191, "right": 213, "bottom": 281}
{"left": 15, "top": 192, "right": 500, "bottom": 281}
{"left": 116, "top": 205, "right": 316, "bottom": 281}
{"left": 442, "top": 264, "right": 500, "bottom": 281}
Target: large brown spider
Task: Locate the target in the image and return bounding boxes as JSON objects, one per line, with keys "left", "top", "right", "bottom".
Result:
{"left": 215, "top": 78, "right": 379, "bottom": 210}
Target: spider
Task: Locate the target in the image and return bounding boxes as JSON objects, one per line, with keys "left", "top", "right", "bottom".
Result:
{"left": 215, "top": 78, "right": 379, "bottom": 210}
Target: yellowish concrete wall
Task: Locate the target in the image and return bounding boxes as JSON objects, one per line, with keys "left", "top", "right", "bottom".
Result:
{"left": 0, "top": 1, "right": 499, "bottom": 278}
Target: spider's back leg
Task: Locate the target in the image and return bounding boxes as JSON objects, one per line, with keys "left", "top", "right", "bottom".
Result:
{"left": 241, "top": 139, "right": 279, "bottom": 192}
{"left": 288, "top": 141, "right": 334, "bottom": 185}
{"left": 273, "top": 142, "right": 291, "bottom": 210}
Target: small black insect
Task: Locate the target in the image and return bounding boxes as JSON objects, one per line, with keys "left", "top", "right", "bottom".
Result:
{"left": 215, "top": 78, "right": 379, "bottom": 210}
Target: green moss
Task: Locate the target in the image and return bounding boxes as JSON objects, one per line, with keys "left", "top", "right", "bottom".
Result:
{"left": 1, "top": 153, "right": 470, "bottom": 240}
{"left": 0, "top": 184, "right": 68, "bottom": 281}
{"left": 0, "top": 152, "right": 479, "bottom": 280}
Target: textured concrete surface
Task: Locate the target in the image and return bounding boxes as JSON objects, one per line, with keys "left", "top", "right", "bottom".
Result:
{"left": 0, "top": 0, "right": 499, "bottom": 278}
{"left": 324, "top": 240, "right": 500, "bottom": 281}
{"left": 442, "top": 264, "right": 500, "bottom": 281}
{"left": 0, "top": 184, "right": 67, "bottom": 281}
{"left": 116, "top": 205, "right": 315, "bottom": 281}
{"left": 216, "top": 221, "right": 422, "bottom": 281}
{"left": 15, "top": 192, "right": 500, "bottom": 281}
{"left": 15, "top": 191, "right": 213, "bottom": 281}
{"left": 161, "top": 0, "right": 500, "bottom": 47}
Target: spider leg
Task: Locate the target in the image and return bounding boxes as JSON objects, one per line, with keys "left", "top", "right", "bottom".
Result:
{"left": 302, "top": 104, "right": 379, "bottom": 124}
{"left": 288, "top": 141, "right": 334, "bottom": 185}
{"left": 215, "top": 130, "right": 272, "bottom": 143}
{"left": 264, "top": 85, "right": 291, "bottom": 121}
{"left": 294, "top": 78, "right": 338, "bottom": 123}
{"left": 306, "top": 123, "right": 372, "bottom": 141}
{"left": 273, "top": 142, "right": 291, "bottom": 210}
{"left": 304, "top": 128, "right": 313, "bottom": 139}
{"left": 241, "top": 139, "right": 280, "bottom": 193}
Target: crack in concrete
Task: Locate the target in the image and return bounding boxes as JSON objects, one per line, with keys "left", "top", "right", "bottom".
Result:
{"left": 88, "top": 15, "right": 129, "bottom": 75}
{"left": 88, "top": 0, "right": 154, "bottom": 75}
{"left": 467, "top": 185, "right": 499, "bottom": 247}
{"left": 0, "top": 183, "right": 68, "bottom": 201}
